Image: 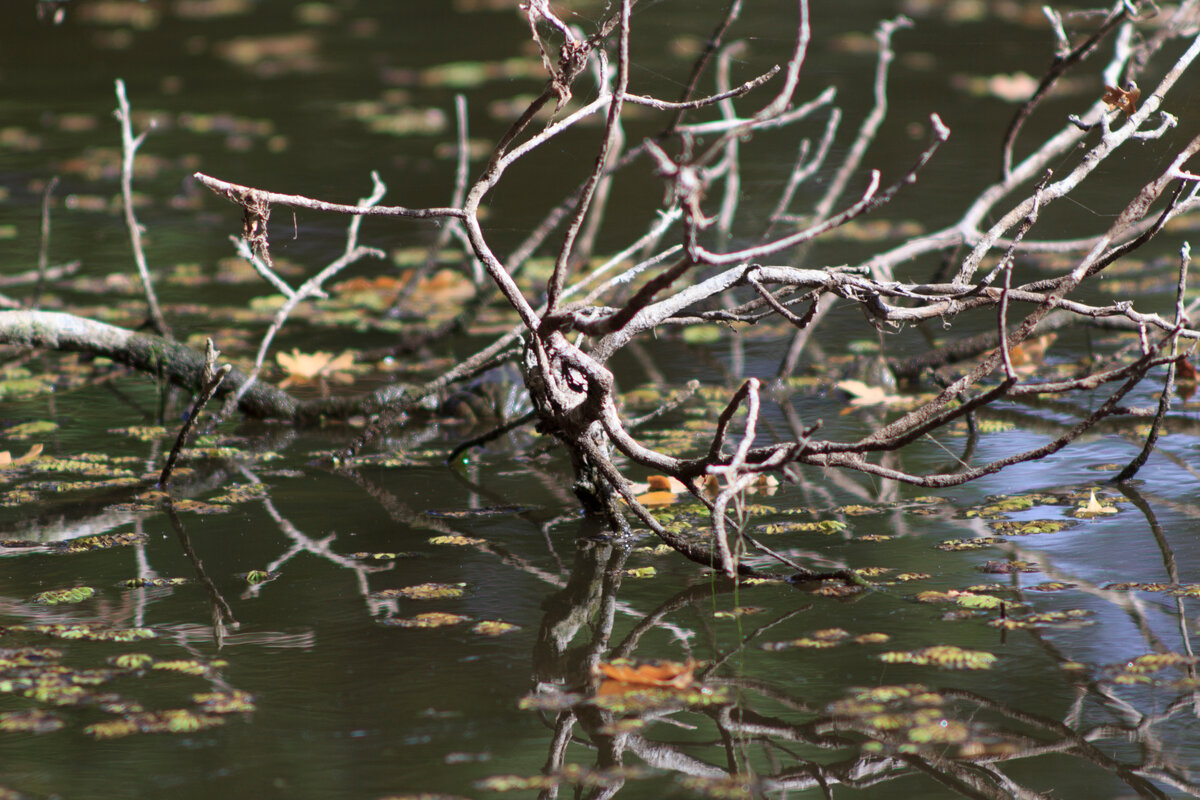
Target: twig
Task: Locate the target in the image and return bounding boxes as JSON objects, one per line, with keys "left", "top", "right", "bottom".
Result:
{"left": 33, "top": 176, "right": 58, "bottom": 310}
{"left": 160, "top": 338, "right": 230, "bottom": 488}
{"left": 1000, "top": 2, "right": 1128, "bottom": 180}
{"left": 115, "top": 79, "right": 171, "bottom": 338}
{"left": 546, "top": 0, "right": 630, "bottom": 313}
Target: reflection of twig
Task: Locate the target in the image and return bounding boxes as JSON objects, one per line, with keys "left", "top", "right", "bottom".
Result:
{"left": 165, "top": 500, "right": 237, "bottom": 645}
{"left": 233, "top": 466, "right": 394, "bottom": 615}
{"left": 446, "top": 410, "right": 536, "bottom": 464}
{"left": 1116, "top": 242, "right": 1188, "bottom": 482}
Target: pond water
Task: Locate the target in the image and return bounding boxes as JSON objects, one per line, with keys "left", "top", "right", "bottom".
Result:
{"left": 1, "top": 1, "right": 1200, "bottom": 799}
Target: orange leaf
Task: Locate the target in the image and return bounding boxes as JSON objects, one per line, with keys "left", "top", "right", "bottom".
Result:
{"left": 1009, "top": 333, "right": 1056, "bottom": 370}
{"left": 409, "top": 269, "right": 475, "bottom": 306}
{"left": 646, "top": 475, "right": 688, "bottom": 493}
{"left": 594, "top": 659, "right": 695, "bottom": 689}
{"left": 633, "top": 490, "right": 679, "bottom": 506}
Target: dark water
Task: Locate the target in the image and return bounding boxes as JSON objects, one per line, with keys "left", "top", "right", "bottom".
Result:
{"left": 1, "top": 1, "right": 1199, "bottom": 799}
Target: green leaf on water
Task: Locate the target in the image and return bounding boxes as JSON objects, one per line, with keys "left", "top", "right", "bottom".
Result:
{"left": 33, "top": 586, "right": 96, "bottom": 605}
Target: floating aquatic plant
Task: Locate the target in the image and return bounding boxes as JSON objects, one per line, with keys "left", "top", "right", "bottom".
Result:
{"left": 119, "top": 577, "right": 189, "bottom": 588}
{"left": 194, "top": 690, "right": 256, "bottom": 714}
{"left": 879, "top": 645, "right": 997, "bottom": 670}
{"left": 989, "top": 609, "right": 1093, "bottom": 630}
{"left": 936, "top": 537, "right": 1008, "bottom": 551}
{"left": 472, "top": 620, "right": 519, "bottom": 636}
{"left": 383, "top": 612, "right": 470, "bottom": 629}
{"left": 33, "top": 586, "right": 96, "bottom": 605}
{"left": 375, "top": 582, "right": 467, "bottom": 600}
{"left": 428, "top": 535, "right": 485, "bottom": 546}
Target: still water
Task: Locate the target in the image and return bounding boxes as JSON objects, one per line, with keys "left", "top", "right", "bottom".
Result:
{"left": 1, "top": 1, "right": 1199, "bottom": 798}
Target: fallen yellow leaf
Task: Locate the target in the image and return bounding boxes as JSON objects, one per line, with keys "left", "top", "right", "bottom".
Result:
{"left": 837, "top": 379, "right": 902, "bottom": 408}
{"left": 276, "top": 349, "right": 356, "bottom": 386}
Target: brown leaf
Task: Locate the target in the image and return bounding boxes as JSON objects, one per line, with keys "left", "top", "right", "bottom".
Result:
{"left": 1102, "top": 84, "right": 1139, "bottom": 116}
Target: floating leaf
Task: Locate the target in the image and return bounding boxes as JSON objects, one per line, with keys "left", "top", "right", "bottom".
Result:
{"left": 837, "top": 379, "right": 903, "bottom": 408}
{"left": 377, "top": 582, "right": 467, "bottom": 600}
{"left": 194, "top": 690, "right": 256, "bottom": 714}
{"left": 59, "top": 532, "right": 145, "bottom": 552}
{"left": 349, "top": 551, "right": 416, "bottom": 561}
{"left": 979, "top": 560, "right": 1038, "bottom": 574}
{"left": 759, "top": 519, "right": 847, "bottom": 534}
{"left": 989, "top": 609, "right": 1093, "bottom": 630}
{"left": 908, "top": 719, "right": 969, "bottom": 744}
{"left": 112, "top": 653, "right": 155, "bottom": 669}
{"left": 681, "top": 325, "right": 722, "bottom": 344}
{"left": 152, "top": 660, "right": 212, "bottom": 677}
{"left": 675, "top": 774, "right": 756, "bottom": 800}
{"left": 936, "top": 537, "right": 1007, "bottom": 551}
{"left": 1120, "top": 653, "right": 1194, "bottom": 673}
{"left": 15, "top": 625, "right": 156, "bottom": 642}
{"left": 965, "top": 495, "right": 1034, "bottom": 516}
{"left": 762, "top": 637, "right": 839, "bottom": 651}
{"left": 428, "top": 535, "right": 485, "bottom": 546}
{"left": 854, "top": 632, "right": 891, "bottom": 644}
{"left": 472, "top": 620, "right": 520, "bottom": 636}
{"left": 120, "top": 577, "right": 188, "bottom": 588}
{"left": 107, "top": 425, "right": 167, "bottom": 441}
{"left": 594, "top": 659, "right": 695, "bottom": 689}
{"left": 880, "top": 645, "right": 997, "bottom": 670}
{"left": 0, "top": 709, "right": 64, "bottom": 733}
{"left": 84, "top": 718, "right": 141, "bottom": 739}
{"left": 276, "top": 348, "right": 356, "bottom": 385}
{"left": 384, "top": 612, "right": 469, "bottom": 629}
{"left": 622, "top": 567, "right": 656, "bottom": 578}
{"left": 474, "top": 775, "right": 559, "bottom": 792}
{"left": 33, "top": 586, "right": 96, "bottom": 605}
{"left": 989, "top": 519, "right": 1074, "bottom": 535}
{"left": 208, "top": 482, "right": 269, "bottom": 504}
{"left": 713, "top": 607, "right": 765, "bottom": 619}
{"left": 813, "top": 582, "right": 865, "bottom": 598}
{"left": 4, "top": 421, "right": 57, "bottom": 439}
{"left": 1008, "top": 333, "right": 1057, "bottom": 371}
